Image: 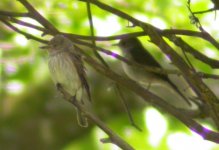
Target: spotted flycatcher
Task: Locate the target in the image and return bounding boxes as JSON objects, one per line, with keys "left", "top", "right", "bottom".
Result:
{"left": 43, "top": 34, "right": 91, "bottom": 127}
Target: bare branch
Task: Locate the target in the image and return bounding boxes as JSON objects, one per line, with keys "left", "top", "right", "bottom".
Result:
{"left": 1, "top": 0, "right": 219, "bottom": 146}
{"left": 80, "top": 48, "right": 219, "bottom": 144}
{"left": 57, "top": 81, "right": 135, "bottom": 150}
{"left": 167, "top": 35, "right": 219, "bottom": 69}
{"left": 146, "top": 26, "right": 219, "bottom": 128}
{"left": 0, "top": 10, "right": 29, "bottom": 17}
{"left": 18, "top": 0, "right": 58, "bottom": 33}
{"left": 0, "top": 18, "right": 47, "bottom": 44}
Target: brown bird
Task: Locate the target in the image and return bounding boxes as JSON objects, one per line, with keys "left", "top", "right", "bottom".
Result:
{"left": 118, "top": 37, "right": 191, "bottom": 106}
{"left": 44, "top": 34, "right": 91, "bottom": 127}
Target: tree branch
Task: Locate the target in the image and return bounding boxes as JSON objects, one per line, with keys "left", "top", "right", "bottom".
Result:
{"left": 146, "top": 27, "right": 219, "bottom": 128}
{"left": 167, "top": 35, "right": 219, "bottom": 69}
{"left": 0, "top": 18, "right": 47, "bottom": 44}
{"left": 17, "top": 0, "right": 59, "bottom": 33}
{"left": 80, "top": 47, "right": 219, "bottom": 144}
{"left": 57, "top": 79, "right": 134, "bottom": 150}
{"left": 1, "top": 0, "right": 219, "bottom": 146}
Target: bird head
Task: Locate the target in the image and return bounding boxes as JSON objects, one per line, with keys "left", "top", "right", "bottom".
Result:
{"left": 118, "top": 37, "right": 141, "bottom": 53}
{"left": 49, "top": 35, "right": 73, "bottom": 51}
{"left": 40, "top": 35, "right": 74, "bottom": 53}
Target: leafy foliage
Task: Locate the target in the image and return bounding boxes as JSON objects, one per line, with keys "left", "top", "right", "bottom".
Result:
{"left": 0, "top": 0, "right": 219, "bottom": 150}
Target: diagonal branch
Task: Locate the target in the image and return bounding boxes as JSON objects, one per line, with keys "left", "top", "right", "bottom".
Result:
{"left": 0, "top": 18, "right": 47, "bottom": 44}
{"left": 147, "top": 27, "right": 219, "bottom": 128}
{"left": 9, "top": 17, "right": 46, "bottom": 32}
{"left": 57, "top": 79, "right": 134, "bottom": 150}
{"left": 80, "top": 47, "right": 219, "bottom": 144}
{"left": 18, "top": 0, "right": 58, "bottom": 33}
{"left": 1, "top": 0, "right": 219, "bottom": 145}
{"left": 167, "top": 35, "right": 219, "bottom": 69}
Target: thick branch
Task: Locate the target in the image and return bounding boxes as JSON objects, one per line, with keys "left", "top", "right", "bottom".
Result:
{"left": 57, "top": 78, "right": 134, "bottom": 150}
{"left": 18, "top": 0, "right": 58, "bottom": 33}
{"left": 81, "top": 48, "right": 219, "bottom": 144}
{"left": 66, "top": 33, "right": 219, "bottom": 80}
{"left": 167, "top": 35, "right": 219, "bottom": 69}
{"left": 1, "top": 0, "right": 219, "bottom": 145}
{"left": 146, "top": 27, "right": 219, "bottom": 128}
{"left": 0, "top": 10, "right": 29, "bottom": 17}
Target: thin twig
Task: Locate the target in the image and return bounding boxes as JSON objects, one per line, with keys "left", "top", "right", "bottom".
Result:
{"left": 193, "top": 8, "right": 216, "bottom": 14}
{"left": 85, "top": 1, "right": 109, "bottom": 67}
{"left": 0, "top": 19, "right": 47, "bottom": 44}
{"left": 8, "top": 17, "right": 46, "bottom": 32}
{"left": 79, "top": 0, "right": 154, "bottom": 29}
{"left": 115, "top": 84, "right": 142, "bottom": 131}
{"left": 63, "top": 29, "right": 219, "bottom": 51}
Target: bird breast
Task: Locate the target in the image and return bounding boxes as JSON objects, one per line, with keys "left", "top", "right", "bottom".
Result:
{"left": 122, "top": 62, "right": 166, "bottom": 87}
{"left": 48, "top": 51, "right": 82, "bottom": 100}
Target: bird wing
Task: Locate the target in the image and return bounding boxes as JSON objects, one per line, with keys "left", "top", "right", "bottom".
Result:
{"left": 130, "top": 44, "right": 170, "bottom": 81}
{"left": 69, "top": 50, "right": 92, "bottom": 102}
{"left": 130, "top": 45, "right": 191, "bottom": 105}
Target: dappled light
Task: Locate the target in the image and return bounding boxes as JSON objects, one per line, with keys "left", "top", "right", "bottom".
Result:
{"left": 1, "top": 0, "right": 219, "bottom": 150}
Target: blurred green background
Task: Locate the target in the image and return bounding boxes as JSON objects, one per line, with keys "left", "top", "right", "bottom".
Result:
{"left": 1, "top": 0, "right": 219, "bottom": 150}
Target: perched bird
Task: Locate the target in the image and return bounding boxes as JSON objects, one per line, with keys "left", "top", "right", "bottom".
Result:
{"left": 117, "top": 37, "right": 191, "bottom": 106}
{"left": 43, "top": 34, "right": 91, "bottom": 127}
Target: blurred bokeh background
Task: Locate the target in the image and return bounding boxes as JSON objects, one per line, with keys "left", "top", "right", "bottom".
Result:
{"left": 1, "top": 0, "right": 219, "bottom": 149}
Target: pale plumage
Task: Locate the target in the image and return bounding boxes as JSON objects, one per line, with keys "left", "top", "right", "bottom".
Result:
{"left": 47, "top": 35, "right": 91, "bottom": 127}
